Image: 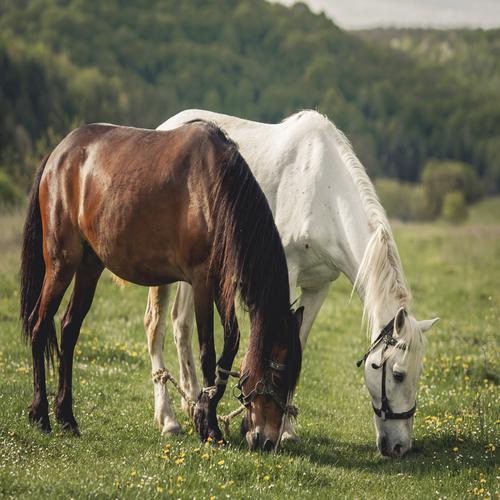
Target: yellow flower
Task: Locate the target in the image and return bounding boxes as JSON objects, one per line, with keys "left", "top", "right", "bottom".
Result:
{"left": 217, "top": 459, "right": 225, "bottom": 465}
{"left": 177, "top": 475, "right": 184, "bottom": 482}
{"left": 175, "top": 458, "right": 184, "bottom": 465}
{"left": 452, "top": 447, "right": 459, "bottom": 452}
{"left": 263, "top": 475, "right": 270, "bottom": 481}
{"left": 202, "top": 453, "right": 209, "bottom": 460}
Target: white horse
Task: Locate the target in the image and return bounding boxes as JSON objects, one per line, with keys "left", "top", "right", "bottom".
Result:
{"left": 145, "top": 109, "right": 439, "bottom": 457}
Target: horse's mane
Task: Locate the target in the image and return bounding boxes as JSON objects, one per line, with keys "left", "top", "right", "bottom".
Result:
{"left": 327, "top": 121, "right": 431, "bottom": 373}
{"left": 197, "top": 120, "right": 301, "bottom": 393}
{"left": 315, "top": 115, "right": 427, "bottom": 367}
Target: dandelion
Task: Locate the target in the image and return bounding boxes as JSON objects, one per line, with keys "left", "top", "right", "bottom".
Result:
{"left": 263, "top": 475, "right": 270, "bottom": 481}
{"left": 217, "top": 459, "right": 225, "bottom": 465}
{"left": 175, "top": 458, "right": 184, "bottom": 465}
{"left": 202, "top": 453, "right": 209, "bottom": 460}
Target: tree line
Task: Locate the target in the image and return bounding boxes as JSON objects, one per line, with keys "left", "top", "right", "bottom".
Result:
{"left": 1, "top": 0, "right": 499, "bottom": 207}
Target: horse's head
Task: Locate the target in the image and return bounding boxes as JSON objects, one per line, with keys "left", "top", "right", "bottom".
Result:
{"left": 361, "top": 307, "right": 439, "bottom": 457}
{"left": 238, "top": 307, "right": 303, "bottom": 451}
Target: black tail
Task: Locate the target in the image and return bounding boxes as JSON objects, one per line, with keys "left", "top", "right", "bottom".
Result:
{"left": 20, "top": 156, "right": 59, "bottom": 366}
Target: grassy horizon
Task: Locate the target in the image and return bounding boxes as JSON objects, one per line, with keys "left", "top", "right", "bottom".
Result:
{"left": 0, "top": 201, "right": 498, "bottom": 498}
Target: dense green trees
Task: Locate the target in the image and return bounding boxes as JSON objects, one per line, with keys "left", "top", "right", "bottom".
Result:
{"left": 0, "top": 0, "right": 499, "bottom": 205}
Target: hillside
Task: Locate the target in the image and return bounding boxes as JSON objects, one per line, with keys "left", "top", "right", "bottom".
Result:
{"left": 1, "top": 0, "right": 499, "bottom": 194}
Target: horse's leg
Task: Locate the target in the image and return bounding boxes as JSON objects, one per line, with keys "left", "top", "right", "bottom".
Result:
{"left": 297, "top": 284, "right": 331, "bottom": 349}
{"left": 55, "top": 248, "right": 103, "bottom": 435}
{"left": 171, "top": 282, "right": 200, "bottom": 416}
{"left": 210, "top": 295, "right": 240, "bottom": 408}
{"left": 144, "top": 285, "right": 181, "bottom": 435}
{"left": 281, "top": 283, "right": 331, "bottom": 442}
{"left": 192, "top": 277, "right": 222, "bottom": 442}
{"left": 29, "top": 264, "right": 79, "bottom": 432}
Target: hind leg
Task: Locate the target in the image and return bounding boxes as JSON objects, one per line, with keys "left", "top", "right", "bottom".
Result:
{"left": 55, "top": 248, "right": 103, "bottom": 435}
{"left": 144, "top": 285, "right": 181, "bottom": 436}
{"left": 29, "top": 263, "right": 79, "bottom": 432}
{"left": 171, "top": 283, "right": 200, "bottom": 416}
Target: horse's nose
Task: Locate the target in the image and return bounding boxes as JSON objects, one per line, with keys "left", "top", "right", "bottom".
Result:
{"left": 262, "top": 439, "right": 274, "bottom": 452}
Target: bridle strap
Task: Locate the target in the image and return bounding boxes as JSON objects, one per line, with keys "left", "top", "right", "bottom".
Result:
{"left": 234, "top": 360, "right": 298, "bottom": 417}
{"left": 356, "top": 315, "right": 416, "bottom": 421}
{"left": 356, "top": 317, "right": 396, "bottom": 367}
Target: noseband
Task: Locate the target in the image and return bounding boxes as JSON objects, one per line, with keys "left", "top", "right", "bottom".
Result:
{"left": 234, "top": 360, "right": 298, "bottom": 418}
{"left": 357, "top": 316, "right": 416, "bottom": 421}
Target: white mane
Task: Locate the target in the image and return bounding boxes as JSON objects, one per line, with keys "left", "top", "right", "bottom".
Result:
{"left": 326, "top": 120, "right": 427, "bottom": 369}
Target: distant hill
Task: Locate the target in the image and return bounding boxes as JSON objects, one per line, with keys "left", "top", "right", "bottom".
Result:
{"left": 1, "top": 1, "right": 499, "bottom": 194}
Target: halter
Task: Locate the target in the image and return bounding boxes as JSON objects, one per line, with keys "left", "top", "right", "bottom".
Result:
{"left": 356, "top": 315, "right": 416, "bottom": 421}
{"left": 233, "top": 360, "right": 298, "bottom": 418}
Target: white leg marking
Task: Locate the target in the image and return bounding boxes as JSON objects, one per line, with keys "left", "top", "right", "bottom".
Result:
{"left": 144, "top": 285, "right": 181, "bottom": 435}
{"left": 171, "top": 282, "right": 200, "bottom": 416}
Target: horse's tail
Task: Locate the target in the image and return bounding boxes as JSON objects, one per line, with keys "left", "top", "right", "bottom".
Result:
{"left": 20, "top": 155, "right": 59, "bottom": 365}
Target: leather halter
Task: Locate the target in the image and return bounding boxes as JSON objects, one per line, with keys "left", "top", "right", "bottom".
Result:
{"left": 234, "top": 360, "right": 298, "bottom": 417}
{"left": 357, "top": 315, "right": 417, "bottom": 421}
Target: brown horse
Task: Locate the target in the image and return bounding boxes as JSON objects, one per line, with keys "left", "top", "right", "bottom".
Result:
{"left": 20, "top": 120, "right": 303, "bottom": 450}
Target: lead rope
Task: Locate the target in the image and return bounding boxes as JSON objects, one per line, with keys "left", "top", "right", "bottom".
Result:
{"left": 152, "top": 368, "right": 246, "bottom": 436}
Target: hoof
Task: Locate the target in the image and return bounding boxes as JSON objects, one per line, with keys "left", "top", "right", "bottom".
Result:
{"left": 162, "top": 422, "right": 182, "bottom": 436}
{"left": 60, "top": 421, "right": 81, "bottom": 436}
{"left": 28, "top": 407, "right": 51, "bottom": 434}
{"left": 194, "top": 394, "right": 222, "bottom": 443}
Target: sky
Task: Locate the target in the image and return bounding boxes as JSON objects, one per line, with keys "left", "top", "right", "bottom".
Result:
{"left": 272, "top": 0, "right": 500, "bottom": 29}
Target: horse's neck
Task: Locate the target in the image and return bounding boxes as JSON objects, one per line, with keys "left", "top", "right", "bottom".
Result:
{"left": 318, "top": 130, "right": 407, "bottom": 339}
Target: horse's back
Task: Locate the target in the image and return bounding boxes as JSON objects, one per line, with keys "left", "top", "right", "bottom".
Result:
{"left": 159, "top": 109, "right": 365, "bottom": 288}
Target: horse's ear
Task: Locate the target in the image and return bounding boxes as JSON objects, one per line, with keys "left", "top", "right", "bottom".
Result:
{"left": 394, "top": 307, "right": 407, "bottom": 335}
{"left": 418, "top": 317, "right": 440, "bottom": 333}
{"left": 294, "top": 306, "right": 304, "bottom": 330}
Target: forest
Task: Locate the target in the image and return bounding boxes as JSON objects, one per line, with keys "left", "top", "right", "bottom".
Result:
{"left": 1, "top": 0, "right": 499, "bottom": 200}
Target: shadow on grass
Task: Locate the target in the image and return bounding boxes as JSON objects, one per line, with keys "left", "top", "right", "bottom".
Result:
{"left": 278, "top": 432, "right": 495, "bottom": 475}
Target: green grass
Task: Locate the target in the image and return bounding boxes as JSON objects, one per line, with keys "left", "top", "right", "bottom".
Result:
{"left": 0, "top": 203, "right": 498, "bottom": 499}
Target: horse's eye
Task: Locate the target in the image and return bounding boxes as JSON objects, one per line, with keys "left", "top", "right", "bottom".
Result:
{"left": 393, "top": 371, "right": 405, "bottom": 383}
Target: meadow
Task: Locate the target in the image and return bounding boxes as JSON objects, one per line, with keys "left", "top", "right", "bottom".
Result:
{"left": 0, "top": 200, "right": 498, "bottom": 499}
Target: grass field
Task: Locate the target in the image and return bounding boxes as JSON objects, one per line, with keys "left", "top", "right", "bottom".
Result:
{"left": 0, "top": 202, "right": 498, "bottom": 499}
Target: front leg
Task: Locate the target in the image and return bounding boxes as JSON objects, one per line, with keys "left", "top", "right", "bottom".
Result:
{"left": 192, "top": 277, "right": 223, "bottom": 442}
{"left": 281, "top": 283, "right": 331, "bottom": 441}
